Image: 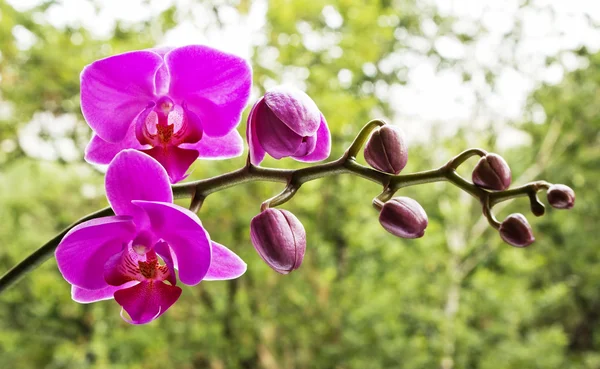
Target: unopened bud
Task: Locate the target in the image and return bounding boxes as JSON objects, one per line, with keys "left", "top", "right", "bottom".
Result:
{"left": 547, "top": 184, "right": 575, "bottom": 209}
{"left": 379, "top": 197, "right": 428, "bottom": 238}
{"left": 247, "top": 86, "right": 331, "bottom": 165}
{"left": 499, "top": 213, "right": 535, "bottom": 247}
{"left": 364, "top": 125, "right": 408, "bottom": 174}
{"left": 250, "top": 208, "right": 306, "bottom": 274}
{"left": 472, "top": 153, "right": 511, "bottom": 191}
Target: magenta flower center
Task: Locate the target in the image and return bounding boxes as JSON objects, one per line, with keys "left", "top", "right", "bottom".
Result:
{"left": 107, "top": 244, "right": 173, "bottom": 285}
{"left": 137, "top": 96, "right": 202, "bottom": 149}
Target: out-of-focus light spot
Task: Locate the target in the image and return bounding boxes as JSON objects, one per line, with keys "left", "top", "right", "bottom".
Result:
{"left": 530, "top": 104, "right": 547, "bottom": 124}
{"left": 542, "top": 63, "right": 564, "bottom": 85}
{"left": 434, "top": 35, "right": 465, "bottom": 59}
{"left": 1, "top": 139, "right": 17, "bottom": 153}
{"left": 80, "top": 184, "right": 99, "bottom": 199}
{"left": 328, "top": 46, "right": 343, "bottom": 59}
{"left": 70, "top": 32, "right": 84, "bottom": 45}
{"left": 322, "top": 5, "right": 343, "bottom": 29}
{"left": 362, "top": 63, "right": 377, "bottom": 77}
{"left": 420, "top": 18, "right": 438, "bottom": 38}
{"left": 18, "top": 112, "right": 81, "bottom": 162}
{"left": 338, "top": 69, "right": 353, "bottom": 89}
{"left": 12, "top": 25, "right": 37, "bottom": 50}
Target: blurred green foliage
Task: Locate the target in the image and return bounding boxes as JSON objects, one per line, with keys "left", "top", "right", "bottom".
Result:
{"left": 0, "top": 0, "right": 598, "bottom": 368}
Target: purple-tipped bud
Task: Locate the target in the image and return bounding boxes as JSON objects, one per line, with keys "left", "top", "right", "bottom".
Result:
{"left": 247, "top": 86, "right": 331, "bottom": 165}
{"left": 472, "top": 153, "right": 512, "bottom": 190}
{"left": 499, "top": 213, "right": 535, "bottom": 247}
{"left": 364, "top": 125, "right": 408, "bottom": 174}
{"left": 250, "top": 208, "right": 306, "bottom": 274}
{"left": 547, "top": 184, "right": 575, "bottom": 209}
{"left": 379, "top": 197, "right": 428, "bottom": 238}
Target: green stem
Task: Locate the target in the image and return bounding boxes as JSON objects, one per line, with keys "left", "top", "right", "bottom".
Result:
{"left": 0, "top": 123, "right": 553, "bottom": 294}
{"left": 344, "top": 118, "right": 386, "bottom": 159}
{"left": 0, "top": 207, "right": 114, "bottom": 294}
{"left": 489, "top": 181, "right": 551, "bottom": 207}
{"left": 445, "top": 148, "right": 488, "bottom": 170}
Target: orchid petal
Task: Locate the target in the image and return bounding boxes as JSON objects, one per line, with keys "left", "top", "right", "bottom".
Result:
{"left": 134, "top": 105, "right": 156, "bottom": 146}
{"left": 254, "top": 100, "right": 303, "bottom": 159}
{"left": 247, "top": 97, "right": 267, "bottom": 165}
{"left": 154, "top": 241, "right": 177, "bottom": 286}
{"left": 165, "top": 45, "right": 251, "bottom": 137}
{"left": 204, "top": 242, "right": 247, "bottom": 281}
{"left": 178, "top": 107, "right": 204, "bottom": 145}
{"left": 71, "top": 282, "right": 138, "bottom": 303}
{"left": 55, "top": 216, "right": 135, "bottom": 290}
{"left": 264, "top": 86, "right": 321, "bottom": 136}
{"left": 186, "top": 129, "right": 244, "bottom": 160}
{"left": 103, "top": 247, "right": 144, "bottom": 286}
{"left": 105, "top": 150, "right": 173, "bottom": 226}
{"left": 143, "top": 146, "right": 199, "bottom": 184}
{"left": 133, "top": 200, "right": 212, "bottom": 286}
{"left": 114, "top": 281, "right": 182, "bottom": 325}
{"left": 292, "top": 114, "right": 331, "bottom": 162}
{"left": 81, "top": 50, "right": 162, "bottom": 142}
{"left": 85, "top": 126, "right": 148, "bottom": 165}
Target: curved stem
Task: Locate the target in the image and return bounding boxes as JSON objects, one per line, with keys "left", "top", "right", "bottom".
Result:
{"left": 0, "top": 207, "right": 114, "bottom": 294}
{"left": 489, "top": 180, "right": 551, "bottom": 207}
{"left": 0, "top": 125, "right": 554, "bottom": 294}
{"left": 445, "top": 148, "right": 488, "bottom": 170}
{"left": 344, "top": 119, "right": 386, "bottom": 159}
{"left": 261, "top": 184, "right": 299, "bottom": 211}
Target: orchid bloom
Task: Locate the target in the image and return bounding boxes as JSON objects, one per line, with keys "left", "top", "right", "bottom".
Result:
{"left": 82, "top": 45, "right": 252, "bottom": 183}
{"left": 55, "top": 150, "right": 246, "bottom": 324}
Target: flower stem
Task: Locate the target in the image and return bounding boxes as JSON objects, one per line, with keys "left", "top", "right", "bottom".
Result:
{"left": 0, "top": 207, "right": 114, "bottom": 294}
{"left": 0, "top": 122, "right": 554, "bottom": 294}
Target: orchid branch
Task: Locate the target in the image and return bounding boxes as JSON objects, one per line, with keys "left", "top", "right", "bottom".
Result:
{"left": 0, "top": 121, "right": 563, "bottom": 294}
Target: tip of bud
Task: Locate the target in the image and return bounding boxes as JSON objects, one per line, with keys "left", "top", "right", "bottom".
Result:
{"left": 499, "top": 213, "right": 535, "bottom": 248}
{"left": 472, "top": 153, "right": 511, "bottom": 191}
{"left": 250, "top": 208, "right": 306, "bottom": 274}
{"left": 547, "top": 184, "right": 575, "bottom": 209}
{"left": 364, "top": 125, "right": 408, "bottom": 175}
{"left": 379, "top": 197, "right": 428, "bottom": 238}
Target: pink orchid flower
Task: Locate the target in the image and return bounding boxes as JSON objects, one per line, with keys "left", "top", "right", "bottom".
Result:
{"left": 82, "top": 45, "right": 252, "bottom": 183}
{"left": 55, "top": 150, "right": 246, "bottom": 324}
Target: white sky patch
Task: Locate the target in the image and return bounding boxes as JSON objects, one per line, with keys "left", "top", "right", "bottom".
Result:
{"left": 12, "top": 25, "right": 37, "bottom": 50}
{"left": 18, "top": 112, "right": 81, "bottom": 162}
{"left": 389, "top": 0, "right": 600, "bottom": 148}
{"left": 5, "top": 0, "right": 600, "bottom": 155}
{"left": 322, "top": 5, "right": 343, "bottom": 29}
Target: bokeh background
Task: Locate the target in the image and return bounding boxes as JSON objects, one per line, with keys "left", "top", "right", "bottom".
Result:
{"left": 0, "top": 0, "right": 599, "bottom": 368}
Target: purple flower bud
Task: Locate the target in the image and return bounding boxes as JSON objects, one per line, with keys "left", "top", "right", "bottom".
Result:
{"left": 379, "top": 197, "right": 428, "bottom": 238}
{"left": 499, "top": 213, "right": 535, "bottom": 248}
{"left": 472, "top": 153, "right": 512, "bottom": 191}
{"left": 364, "top": 125, "right": 408, "bottom": 174}
{"left": 546, "top": 184, "right": 575, "bottom": 209}
{"left": 250, "top": 208, "right": 306, "bottom": 274}
{"left": 247, "top": 86, "right": 331, "bottom": 165}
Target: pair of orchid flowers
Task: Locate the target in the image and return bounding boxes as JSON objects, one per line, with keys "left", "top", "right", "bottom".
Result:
{"left": 56, "top": 45, "right": 332, "bottom": 324}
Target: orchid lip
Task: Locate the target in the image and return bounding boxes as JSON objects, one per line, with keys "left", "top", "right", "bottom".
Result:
{"left": 138, "top": 98, "right": 202, "bottom": 148}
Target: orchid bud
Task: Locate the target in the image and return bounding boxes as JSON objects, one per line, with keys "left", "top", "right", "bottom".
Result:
{"left": 247, "top": 86, "right": 331, "bottom": 165}
{"left": 472, "top": 153, "right": 511, "bottom": 191}
{"left": 364, "top": 125, "right": 408, "bottom": 174}
{"left": 499, "top": 213, "right": 535, "bottom": 247}
{"left": 547, "top": 184, "right": 575, "bottom": 209}
{"left": 379, "top": 197, "right": 428, "bottom": 238}
{"left": 250, "top": 208, "right": 306, "bottom": 274}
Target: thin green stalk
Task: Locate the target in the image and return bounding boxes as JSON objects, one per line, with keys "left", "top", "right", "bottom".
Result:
{"left": 0, "top": 123, "right": 554, "bottom": 295}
